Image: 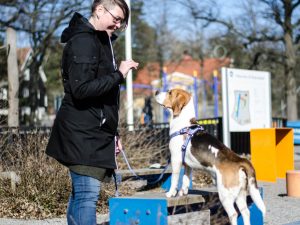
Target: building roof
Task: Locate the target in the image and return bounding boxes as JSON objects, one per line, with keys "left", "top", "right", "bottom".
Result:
{"left": 133, "top": 57, "right": 232, "bottom": 95}
{"left": 135, "top": 57, "right": 231, "bottom": 85}
{"left": 17, "top": 47, "right": 31, "bottom": 70}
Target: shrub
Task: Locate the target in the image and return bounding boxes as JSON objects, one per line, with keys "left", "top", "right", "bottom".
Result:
{"left": 0, "top": 124, "right": 170, "bottom": 219}
{"left": 0, "top": 128, "right": 70, "bottom": 218}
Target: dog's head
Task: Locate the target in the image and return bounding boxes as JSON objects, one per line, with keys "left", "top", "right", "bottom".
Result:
{"left": 155, "top": 88, "right": 191, "bottom": 117}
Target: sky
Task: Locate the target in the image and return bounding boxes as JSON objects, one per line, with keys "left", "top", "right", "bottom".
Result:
{"left": 15, "top": 0, "right": 239, "bottom": 46}
{"left": 141, "top": 0, "right": 240, "bottom": 40}
{"left": 14, "top": 0, "right": 300, "bottom": 48}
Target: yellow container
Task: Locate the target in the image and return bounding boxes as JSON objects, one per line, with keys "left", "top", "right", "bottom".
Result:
{"left": 250, "top": 128, "right": 294, "bottom": 182}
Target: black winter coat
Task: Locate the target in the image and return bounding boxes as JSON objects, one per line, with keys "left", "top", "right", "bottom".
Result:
{"left": 46, "top": 12, "right": 124, "bottom": 169}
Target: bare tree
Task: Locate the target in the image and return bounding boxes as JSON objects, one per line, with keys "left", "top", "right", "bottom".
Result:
{"left": 0, "top": 0, "right": 89, "bottom": 124}
{"left": 178, "top": 0, "right": 300, "bottom": 120}
{"left": 6, "top": 27, "right": 19, "bottom": 127}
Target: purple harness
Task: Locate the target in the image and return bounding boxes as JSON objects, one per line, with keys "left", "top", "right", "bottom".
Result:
{"left": 169, "top": 125, "right": 204, "bottom": 163}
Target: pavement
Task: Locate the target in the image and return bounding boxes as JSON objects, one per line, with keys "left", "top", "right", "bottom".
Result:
{"left": 0, "top": 216, "right": 109, "bottom": 225}
{"left": 1, "top": 145, "right": 300, "bottom": 225}
{"left": 260, "top": 178, "right": 300, "bottom": 225}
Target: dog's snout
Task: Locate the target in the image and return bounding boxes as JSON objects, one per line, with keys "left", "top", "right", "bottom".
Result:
{"left": 155, "top": 90, "right": 160, "bottom": 96}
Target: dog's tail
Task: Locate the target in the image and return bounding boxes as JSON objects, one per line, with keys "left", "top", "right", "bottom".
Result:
{"left": 241, "top": 161, "right": 266, "bottom": 216}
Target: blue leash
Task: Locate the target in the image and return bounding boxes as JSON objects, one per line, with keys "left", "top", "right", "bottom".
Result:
{"left": 113, "top": 148, "right": 170, "bottom": 196}
{"left": 120, "top": 149, "right": 170, "bottom": 184}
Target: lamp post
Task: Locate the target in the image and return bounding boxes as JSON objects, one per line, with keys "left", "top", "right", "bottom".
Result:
{"left": 162, "top": 66, "right": 168, "bottom": 123}
{"left": 193, "top": 70, "right": 199, "bottom": 119}
{"left": 125, "top": 0, "right": 134, "bottom": 131}
{"left": 213, "top": 69, "right": 218, "bottom": 117}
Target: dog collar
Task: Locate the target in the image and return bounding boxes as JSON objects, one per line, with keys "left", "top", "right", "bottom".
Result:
{"left": 170, "top": 125, "right": 204, "bottom": 163}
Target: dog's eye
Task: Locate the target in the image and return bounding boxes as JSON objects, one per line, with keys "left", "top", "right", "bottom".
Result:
{"left": 168, "top": 90, "right": 172, "bottom": 95}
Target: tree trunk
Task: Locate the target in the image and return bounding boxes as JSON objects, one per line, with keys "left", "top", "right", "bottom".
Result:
{"left": 283, "top": 0, "right": 298, "bottom": 120}
{"left": 286, "top": 70, "right": 297, "bottom": 120}
{"left": 6, "top": 27, "right": 19, "bottom": 127}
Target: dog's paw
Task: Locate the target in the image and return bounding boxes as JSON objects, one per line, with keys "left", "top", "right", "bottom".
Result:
{"left": 178, "top": 188, "right": 188, "bottom": 196}
{"left": 166, "top": 190, "right": 177, "bottom": 198}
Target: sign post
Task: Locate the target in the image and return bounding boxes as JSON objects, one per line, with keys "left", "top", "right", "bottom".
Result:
{"left": 222, "top": 68, "right": 271, "bottom": 147}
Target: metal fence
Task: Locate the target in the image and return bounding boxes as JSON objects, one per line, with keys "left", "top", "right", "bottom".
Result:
{"left": 128, "top": 117, "right": 287, "bottom": 155}
{"left": 0, "top": 117, "right": 287, "bottom": 155}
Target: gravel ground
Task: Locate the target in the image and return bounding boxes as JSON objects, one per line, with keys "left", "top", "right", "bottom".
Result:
{"left": 1, "top": 179, "right": 299, "bottom": 225}
{"left": 260, "top": 179, "right": 300, "bottom": 225}
{"left": 1, "top": 146, "right": 299, "bottom": 225}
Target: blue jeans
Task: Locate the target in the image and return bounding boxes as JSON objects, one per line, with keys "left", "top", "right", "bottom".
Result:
{"left": 67, "top": 171, "right": 101, "bottom": 225}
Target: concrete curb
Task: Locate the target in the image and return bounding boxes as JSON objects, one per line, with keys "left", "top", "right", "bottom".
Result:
{"left": 0, "top": 214, "right": 109, "bottom": 225}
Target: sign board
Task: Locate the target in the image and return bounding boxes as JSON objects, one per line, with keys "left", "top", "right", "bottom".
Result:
{"left": 222, "top": 68, "right": 272, "bottom": 147}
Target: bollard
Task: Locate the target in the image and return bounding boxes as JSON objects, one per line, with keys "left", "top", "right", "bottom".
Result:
{"left": 286, "top": 170, "right": 300, "bottom": 197}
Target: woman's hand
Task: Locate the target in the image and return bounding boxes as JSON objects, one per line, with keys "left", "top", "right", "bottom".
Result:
{"left": 115, "top": 136, "right": 123, "bottom": 156}
{"left": 118, "top": 60, "right": 139, "bottom": 78}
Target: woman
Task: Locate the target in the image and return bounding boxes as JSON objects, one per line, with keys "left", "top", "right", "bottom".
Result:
{"left": 46, "top": 0, "right": 138, "bottom": 224}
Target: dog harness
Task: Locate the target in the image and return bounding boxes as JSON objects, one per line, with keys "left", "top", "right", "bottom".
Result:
{"left": 169, "top": 125, "right": 205, "bottom": 163}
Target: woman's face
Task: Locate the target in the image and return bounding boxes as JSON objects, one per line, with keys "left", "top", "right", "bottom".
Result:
{"left": 95, "top": 5, "right": 125, "bottom": 36}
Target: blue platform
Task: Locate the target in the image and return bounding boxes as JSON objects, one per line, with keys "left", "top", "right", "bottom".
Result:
{"left": 109, "top": 187, "right": 264, "bottom": 225}
{"left": 109, "top": 192, "right": 206, "bottom": 225}
{"left": 112, "top": 167, "right": 264, "bottom": 224}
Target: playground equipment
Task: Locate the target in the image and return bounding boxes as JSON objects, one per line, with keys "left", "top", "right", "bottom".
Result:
{"left": 109, "top": 191, "right": 208, "bottom": 225}
{"left": 250, "top": 128, "right": 294, "bottom": 182}
{"left": 121, "top": 66, "right": 220, "bottom": 124}
{"left": 109, "top": 170, "right": 264, "bottom": 225}
{"left": 161, "top": 67, "right": 219, "bottom": 122}
{"left": 111, "top": 149, "right": 264, "bottom": 225}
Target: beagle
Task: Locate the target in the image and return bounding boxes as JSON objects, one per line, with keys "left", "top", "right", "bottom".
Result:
{"left": 155, "top": 88, "right": 265, "bottom": 225}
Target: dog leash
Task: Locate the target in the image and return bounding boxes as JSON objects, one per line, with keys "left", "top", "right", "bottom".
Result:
{"left": 169, "top": 124, "right": 205, "bottom": 163}
{"left": 118, "top": 148, "right": 171, "bottom": 185}
{"left": 112, "top": 170, "right": 120, "bottom": 197}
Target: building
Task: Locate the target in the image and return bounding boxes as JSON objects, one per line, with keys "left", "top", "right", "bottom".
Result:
{"left": 132, "top": 55, "right": 232, "bottom": 122}
{"left": 0, "top": 47, "right": 48, "bottom": 125}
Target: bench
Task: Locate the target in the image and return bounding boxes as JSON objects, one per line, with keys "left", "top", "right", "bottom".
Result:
{"left": 109, "top": 191, "right": 210, "bottom": 225}
{"left": 287, "top": 120, "right": 300, "bottom": 144}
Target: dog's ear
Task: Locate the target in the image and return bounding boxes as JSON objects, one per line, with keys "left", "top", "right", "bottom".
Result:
{"left": 173, "top": 102, "right": 182, "bottom": 116}
{"left": 173, "top": 92, "right": 190, "bottom": 116}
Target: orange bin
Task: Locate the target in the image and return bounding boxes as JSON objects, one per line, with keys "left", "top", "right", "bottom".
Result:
{"left": 250, "top": 128, "right": 294, "bottom": 182}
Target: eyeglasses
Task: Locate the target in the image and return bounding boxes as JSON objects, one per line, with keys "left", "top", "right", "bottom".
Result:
{"left": 103, "top": 6, "right": 126, "bottom": 30}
